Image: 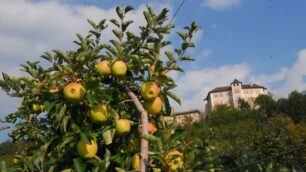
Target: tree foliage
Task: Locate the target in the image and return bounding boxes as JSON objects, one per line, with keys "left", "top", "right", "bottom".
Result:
{"left": 0, "top": 6, "right": 199, "bottom": 171}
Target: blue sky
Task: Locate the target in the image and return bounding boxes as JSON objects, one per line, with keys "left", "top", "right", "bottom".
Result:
{"left": 1, "top": 0, "right": 306, "bottom": 142}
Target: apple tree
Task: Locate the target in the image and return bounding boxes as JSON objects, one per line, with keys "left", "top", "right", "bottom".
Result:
{"left": 0, "top": 6, "right": 199, "bottom": 172}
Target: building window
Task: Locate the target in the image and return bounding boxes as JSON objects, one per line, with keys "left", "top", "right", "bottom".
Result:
{"left": 219, "top": 93, "right": 223, "bottom": 97}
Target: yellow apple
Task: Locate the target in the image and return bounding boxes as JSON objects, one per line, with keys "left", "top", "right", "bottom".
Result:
{"left": 144, "top": 96, "right": 163, "bottom": 115}
{"left": 12, "top": 158, "right": 20, "bottom": 165}
{"left": 32, "top": 104, "right": 41, "bottom": 112}
{"left": 164, "top": 150, "right": 184, "bottom": 172}
{"left": 116, "top": 119, "right": 131, "bottom": 136}
{"left": 77, "top": 139, "right": 98, "bottom": 159}
{"left": 140, "top": 82, "right": 160, "bottom": 100}
{"left": 63, "top": 82, "right": 86, "bottom": 103}
{"left": 111, "top": 60, "right": 127, "bottom": 77}
{"left": 131, "top": 153, "right": 140, "bottom": 170}
{"left": 32, "top": 104, "right": 44, "bottom": 113}
{"left": 95, "top": 60, "right": 111, "bottom": 76}
{"left": 89, "top": 104, "right": 108, "bottom": 123}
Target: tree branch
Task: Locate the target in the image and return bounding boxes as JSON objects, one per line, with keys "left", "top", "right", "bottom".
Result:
{"left": 121, "top": 85, "right": 148, "bottom": 172}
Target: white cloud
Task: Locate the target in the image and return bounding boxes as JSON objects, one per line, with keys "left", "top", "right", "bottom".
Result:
{"left": 203, "top": 0, "right": 241, "bottom": 10}
{"left": 276, "top": 49, "right": 306, "bottom": 96}
{"left": 250, "top": 67, "right": 289, "bottom": 89}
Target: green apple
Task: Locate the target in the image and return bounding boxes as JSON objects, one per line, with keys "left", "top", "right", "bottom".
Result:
{"left": 116, "top": 119, "right": 131, "bottom": 136}
{"left": 132, "top": 153, "right": 140, "bottom": 170}
{"left": 140, "top": 81, "right": 160, "bottom": 100}
{"left": 77, "top": 139, "right": 98, "bottom": 159}
{"left": 95, "top": 60, "right": 111, "bottom": 76}
{"left": 111, "top": 60, "right": 127, "bottom": 77}
{"left": 144, "top": 96, "right": 163, "bottom": 115}
{"left": 63, "top": 82, "right": 86, "bottom": 103}
{"left": 89, "top": 104, "right": 108, "bottom": 123}
{"left": 32, "top": 104, "right": 44, "bottom": 113}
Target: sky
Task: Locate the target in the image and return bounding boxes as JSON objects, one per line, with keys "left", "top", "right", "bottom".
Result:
{"left": 0, "top": 0, "right": 306, "bottom": 142}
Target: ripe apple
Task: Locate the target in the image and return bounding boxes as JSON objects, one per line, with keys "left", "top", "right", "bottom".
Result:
{"left": 63, "top": 82, "right": 86, "bottom": 103}
{"left": 140, "top": 81, "right": 160, "bottom": 100}
{"left": 111, "top": 60, "right": 127, "bottom": 77}
{"left": 89, "top": 104, "right": 108, "bottom": 123}
{"left": 77, "top": 139, "right": 98, "bottom": 159}
{"left": 148, "top": 122, "right": 157, "bottom": 134}
{"left": 164, "top": 149, "right": 184, "bottom": 172}
{"left": 116, "top": 119, "right": 131, "bottom": 136}
{"left": 32, "top": 104, "right": 44, "bottom": 113}
{"left": 144, "top": 96, "right": 163, "bottom": 115}
{"left": 138, "top": 122, "right": 157, "bottom": 134}
{"left": 95, "top": 60, "right": 111, "bottom": 76}
{"left": 131, "top": 153, "right": 140, "bottom": 170}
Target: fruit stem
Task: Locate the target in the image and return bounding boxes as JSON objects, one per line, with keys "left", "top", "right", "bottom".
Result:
{"left": 121, "top": 85, "right": 148, "bottom": 172}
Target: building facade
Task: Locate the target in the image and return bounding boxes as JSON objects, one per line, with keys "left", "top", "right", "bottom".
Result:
{"left": 204, "top": 79, "right": 268, "bottom": 112}
{"left": 164, "top": 109, "right": 203, "bottom": 125}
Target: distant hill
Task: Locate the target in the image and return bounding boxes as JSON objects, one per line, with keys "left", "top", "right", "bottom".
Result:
{"left": 301, "top": 90, "right": 306, "bottom": 95}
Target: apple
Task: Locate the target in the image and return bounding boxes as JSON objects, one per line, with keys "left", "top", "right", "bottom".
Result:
{"left": 12, "top": 158, "right": 20, "bottom": 165}
{"left": 164, "top": 149, "right": 184, "bottom": 172}
{"left": 95, "top": 60, "right": 111, "bottom": 76}
{"left": 102, "top": 129, "right": 114, "bottom": 145}
{"left": 144, "top": 96, "right": 163, "bottom": 115}
{"left": 138, "top": 122, "right": 157, "bottom": 134}
{"left": 116, "top": 119, "right": 131, "bottom": 136}
{"left": 77, "top": 139, "right": 98, "bottom": 159}
{"left": 131, "top": 153, "right": 140, "bottom": 170}
{"left": 63, "top": 82, "right": 86, "bottom": 103}
{"left": 140, "top": 82, "right": 160, "bottom": 100}
{"left": 111, "top": 60, "right": 127, "bottom": 77}
{"left": 148, "top": 122, "right": 157, "bottom": 134}
{"left": 89, "top": 104, "right": 108, "bottom": 123}
{"left": 32, "top": 104, "right": 44, "bottom": 113}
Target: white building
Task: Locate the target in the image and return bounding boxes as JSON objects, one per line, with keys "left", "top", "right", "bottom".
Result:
{"left": 164, "top": 109, "right": 203, "bottom": 125}
{"left": 204, "top": 79, "right": 268, "bottom": 112}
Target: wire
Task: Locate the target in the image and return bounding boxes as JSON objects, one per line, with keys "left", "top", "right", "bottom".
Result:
{"left": 224, "top": 144, "right": 306, "bottom": 172}
{"left": 169, "top": 0, "right": 187, "bottom": 24}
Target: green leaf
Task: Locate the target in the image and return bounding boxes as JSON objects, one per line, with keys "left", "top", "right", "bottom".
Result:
{"left": 40, "top": 52, "right": 53, "bottom": 62}
{"left": 56, "top": 104, "right": 67, "bottom": 122}
{"left": 157, "top": 8, "right": 169, "bottom": 22}
{"left": 53, "top": 50, "right": 71, "bottom": 63}
{"left": 103, "top": 148, "right": 111, "bottom": 170}
{"left": 161, "top": 93, "right": 171, "bottom": 116}
{"left": 171, "top": 66, "right": 184, "bottom": 73}
{"left": 73, "top": 158, "right": 86, "bottom": 172}
{"left": 167, "top": 129, "right": 187, "bottom": 148}
{"left": 110, "top": 19, "right": 120, "bottom": 28}
{"left": 61, "top": 116, "right": 70, "bottom": 133}
{"left": 181, "top": 56, "right": 195, "bottom": 61}
{"left": 87, "top": 19, "right": 96, "bottom": 29}
{"left": 44, "top": 101, "right": 55, "bottom": 112}
{"left": 143, "top": 11, "right": 154, "bottom": 26}
{"left": 122, "top": 20, "right": 134, "bottom": 32}
{"left": 0, "top": 80, "right": 9, "bottom": 91}
{"left": 2, "top": 72, "right": 10, "bottom": 82}
{"left": 166, "top": 92, "right": 181, "bottom": 105}
{"left": 165, "top": 51, "right": 175, "bottom": 62}
{"left": 116, "top": 6, "right": 124, "bottom": 19}
{"left": 124, "top": 6, "right": 134, "bottom": 13}
{"left": 177, "top": 31, "right": 187, "bottom": 40}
